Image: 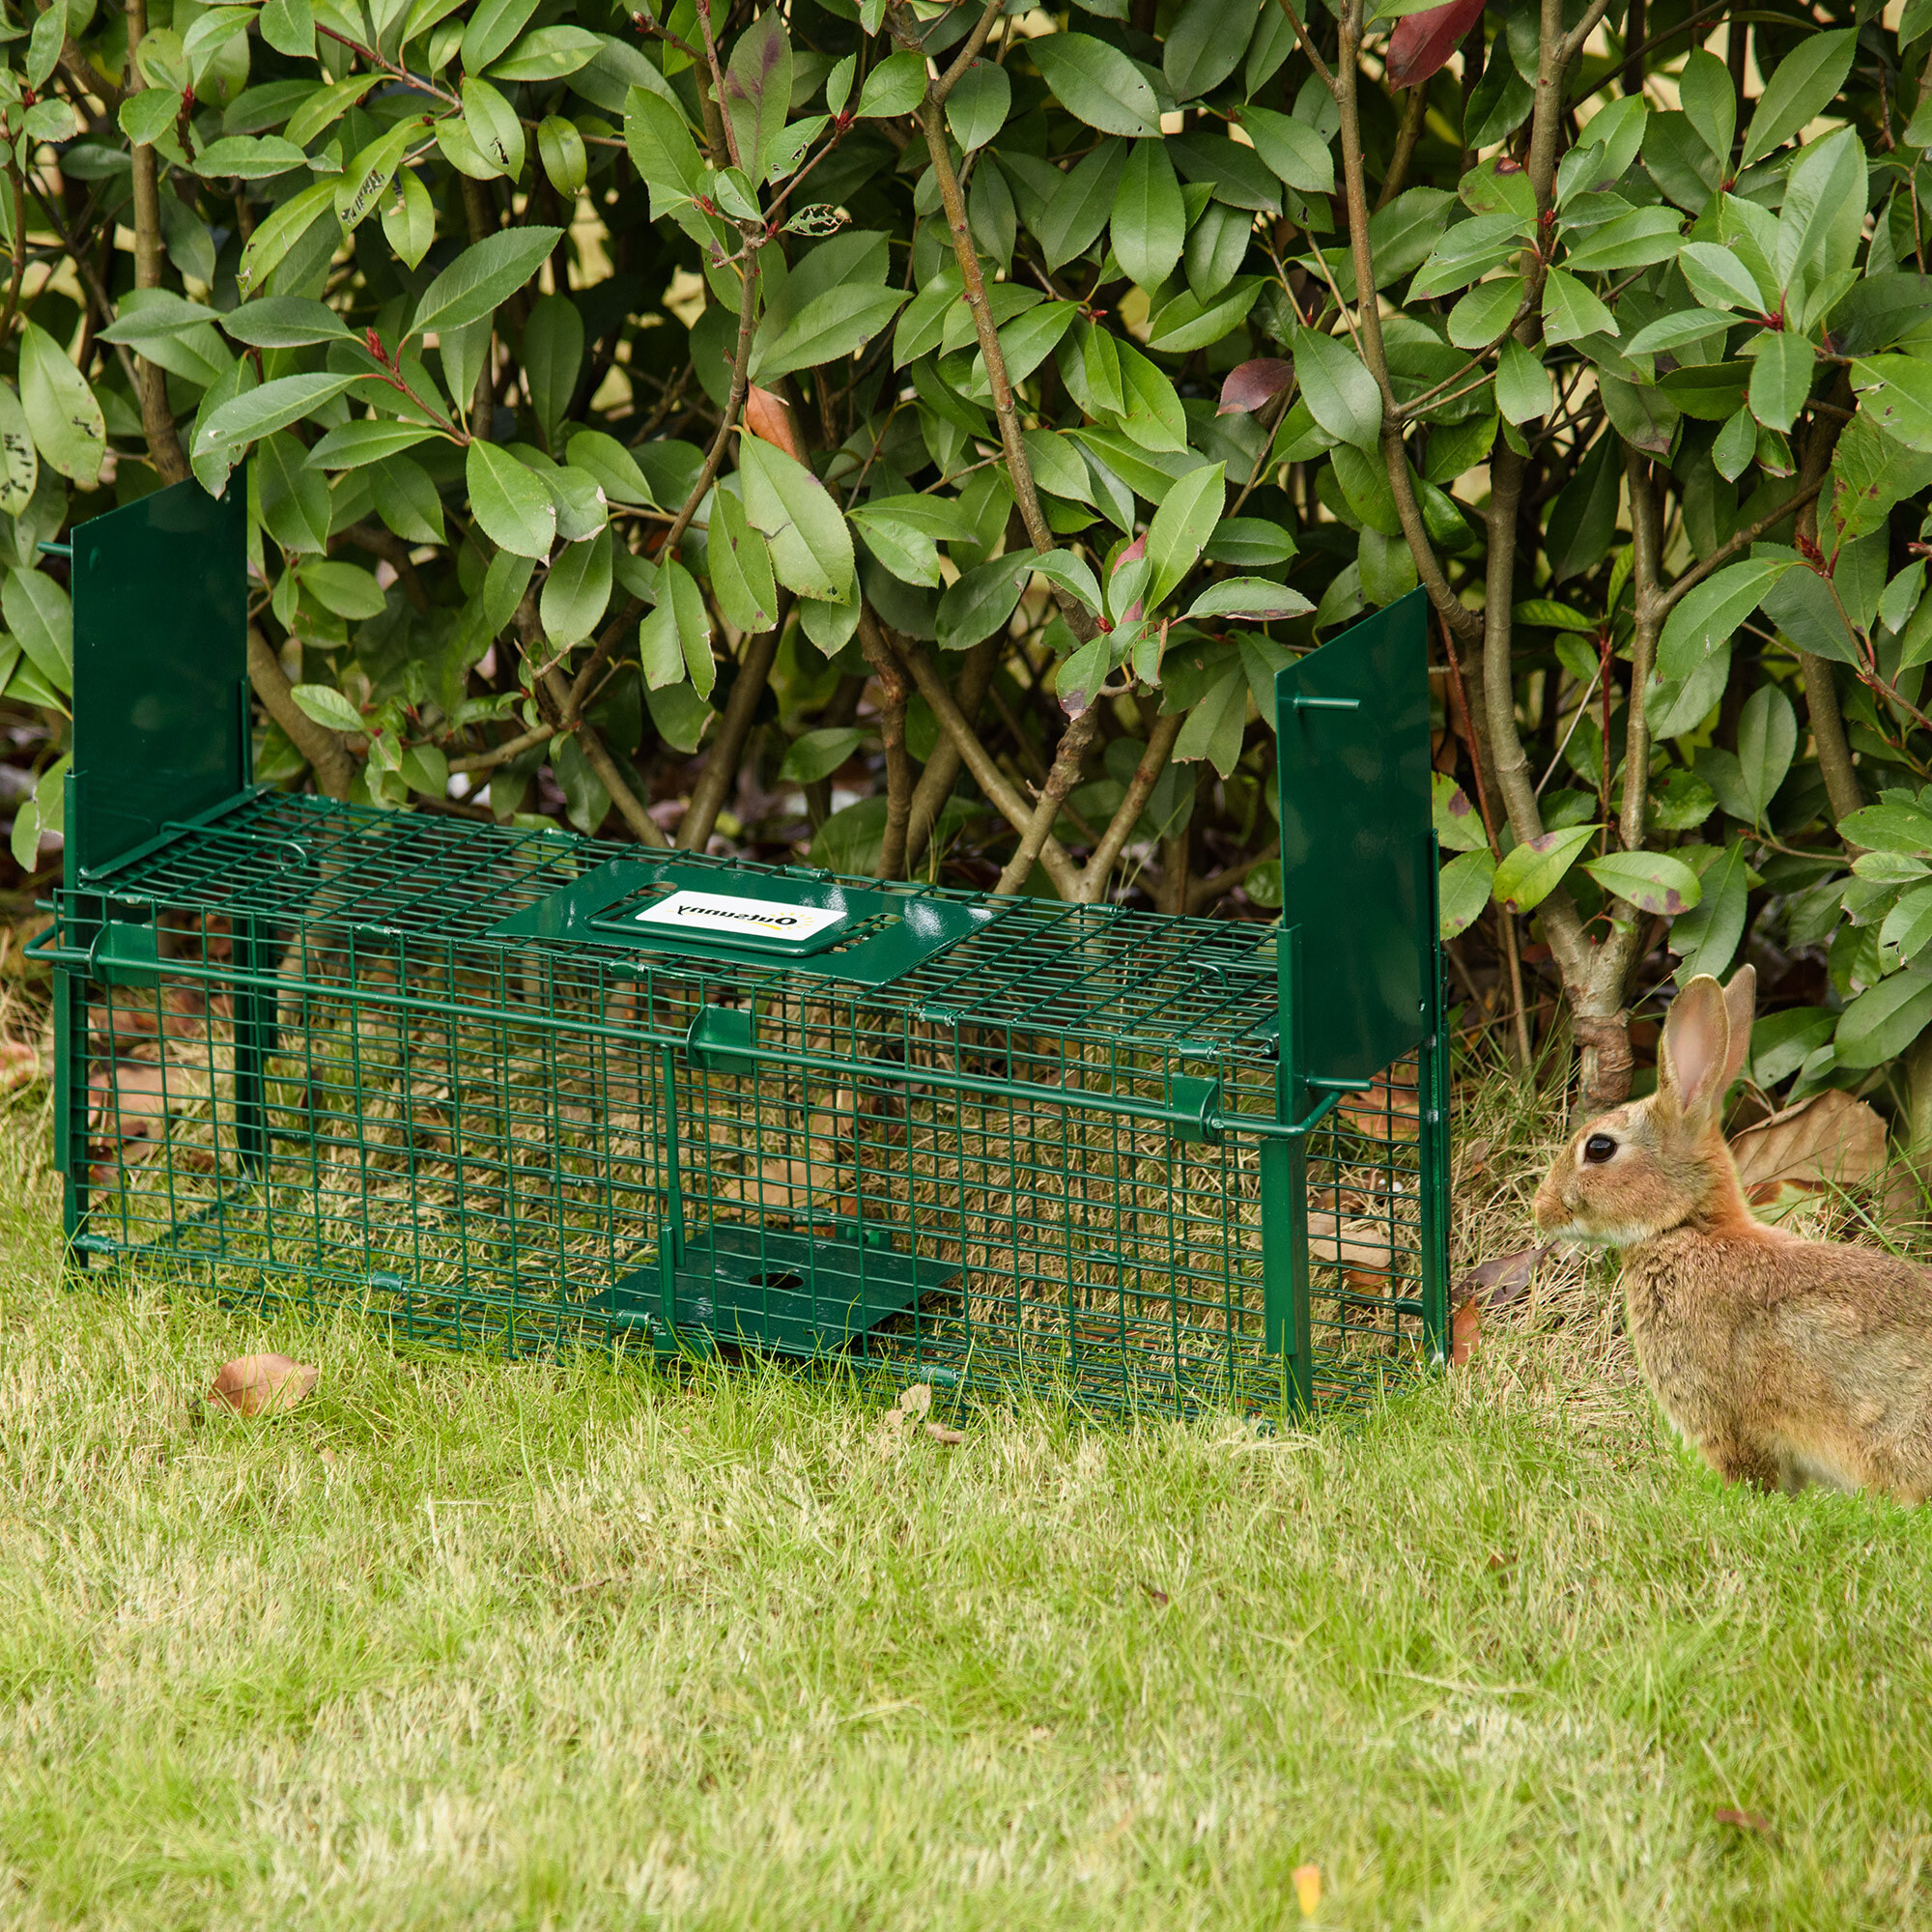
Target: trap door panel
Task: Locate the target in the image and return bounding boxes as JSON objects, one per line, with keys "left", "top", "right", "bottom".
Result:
{"left": 1275, "top": 587, "right": 1433, "bottom": 1088}
{"left": 68, "top": 476, "right": 249, "bottom": 883}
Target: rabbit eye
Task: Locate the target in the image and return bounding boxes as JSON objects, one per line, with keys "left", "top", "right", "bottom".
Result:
{"left": 1583, "top": 1133, "right": 1617, "bottom": 1164}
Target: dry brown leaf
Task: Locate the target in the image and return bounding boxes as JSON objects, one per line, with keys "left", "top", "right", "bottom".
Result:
{"left": 1137, "top": 1579, "right": 1170, "bottom": 1605}
{"left": 0, "top": 1037, "right": 39, "bottom": 1094}
{"left": 1714, "top": 1806, "right": 1773, "bottom": 1837}
{"left": 923, "top": 1422, "right": 966, "bottom": 1445}
{"left": 1729, "top": 1088, "right": 1888, "bottom": 1192}
{"left": 1307, "top": 1211, "right": 1395, "bottom": 1272}
{"left": 207, "top": 1353, "right": 319, "bottom": 1418}
{"left": 1456, "top": 1242, "right": 1549, "bottom": 1313}
{"left": 744, "top": 384, "right": 808, "bottom": 463}
{"left": 1450, "top": 1299, "right": 1481, "bottom": 1368}
{"left": 895, "top": 1382, "right": 933, "bottom": 1418}
{"left": 1339, "top": 1069, "right": 1420, "bottom": 1141}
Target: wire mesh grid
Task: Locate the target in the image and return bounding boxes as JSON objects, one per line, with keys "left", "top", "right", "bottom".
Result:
{"left": 56, "top": 792, "right": 1439, "bottom": 1417}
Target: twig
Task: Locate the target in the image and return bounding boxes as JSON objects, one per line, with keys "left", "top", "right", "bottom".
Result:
{"left": 124, "top": 0, "right": 188, "bottom": 484}
{"left": 856, "top": 607, "right": 914, "bottom": 877}
{"left": 1074, "top": 709, "right": 1183, "bottom": 902}
{"left": 676, "top": 595, "right": 794, "bottom": 851}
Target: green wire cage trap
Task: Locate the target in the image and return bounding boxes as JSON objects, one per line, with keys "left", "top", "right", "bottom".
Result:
{"left": 34, "top": 480, "right": 1448, "bottom": 1416}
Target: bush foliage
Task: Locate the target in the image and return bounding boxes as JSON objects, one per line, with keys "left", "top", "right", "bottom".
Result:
{"left": 1, "top": 0, "right": 1931, "bottom": 1117}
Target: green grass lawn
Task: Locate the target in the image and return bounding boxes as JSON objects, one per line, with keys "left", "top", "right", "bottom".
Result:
{"left": 4, "top": 1091, "right": 1932, "bottom": 1932}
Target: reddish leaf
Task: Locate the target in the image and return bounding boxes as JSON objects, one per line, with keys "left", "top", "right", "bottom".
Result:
{"left": 208, "top": 1352, "right": 319, "bottom": 1418}
{"left": 744, "top": 384, "right": 808, "bottom": 464}
{"left": 1455, "top": 1242, "right": 1550, "bottom": 1313}
{"left": 1387, "top": 0, "right": 1487, "bottom": 88}
{"left": 1715, "top": 1806, "right": 1774, "bottom": 1837}
{"left": 1450, "top": 1298, "right": 1481, "bottom": 1367}
{"left": 1217, "top": 357, "right": 1294, "bottom": 415}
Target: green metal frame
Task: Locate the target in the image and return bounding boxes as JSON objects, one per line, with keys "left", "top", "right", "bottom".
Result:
{"left": 39, "top": 483, "right": 1449, "bottom": 1417}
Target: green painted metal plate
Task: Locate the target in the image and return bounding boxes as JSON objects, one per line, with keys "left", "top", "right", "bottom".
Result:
{"left": 486, "top": 857, "right": 1003, "bottom": 983}
{"left": 584, "top": 1221, "right": 958, "bottom": 1354}
{"left": 69, "top": 477, "right": 248, "bottom": 882}
{"left": 1275, "top": 587, "right": 1433, "bottom": 1086}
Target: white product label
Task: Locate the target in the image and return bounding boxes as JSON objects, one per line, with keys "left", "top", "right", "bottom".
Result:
{"left": 630, "top": 890, "right": 846, "bottom": 944}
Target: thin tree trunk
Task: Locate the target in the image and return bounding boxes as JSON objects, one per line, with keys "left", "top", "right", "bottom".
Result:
{"left": 125, "top": 0, "right": 187, "bottom": 484}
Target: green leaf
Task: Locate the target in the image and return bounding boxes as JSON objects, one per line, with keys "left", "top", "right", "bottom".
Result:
{"left": 855, "top": 49, "right": 926, "bottom": 119}
{"left": 1882, "top": 878, "right": 1932, "bottom": 968}
{"left": 468, "top": 437, "right": 557, "bottom": 557}
{"left": 1834, "top": 966, "right": 1932, "bottom": 1068}
{"left": 335, "top": 119, "right": 423, "bottom": 232}
{"left": 1838, "top": 801, "right": 1932, "bottom": 854}
{"left": 1492, "top": 823, "right": 1596, "bottom": 911}
{"left": 195, "top": 372, "right": 366, "bottom": 463}
{"left": 461, "top": 77, "right": 526, "bottom": 182}
{"left": 739, "top": 435, "right": 855, "bottom": 603}
{"left": 1237, "top": 105, "right": 1334, "bottom": 193}
{"left": 17, "top": 323, "right": 104, "bottom": 487}
{"left": 1736, "top": 681, "right": 1796, "bottom": 823}
{"left": 947, "top": 61, "right": 1009, "bottom": 150}
{"left": 755, "top": 284, "right": 909, "bottom": 383}
{"left": 523, "top": 293, "right": 584, "bottom": 447}
{"left": 1038, "top": 140, "right": 1126, "bottom": 269}
{"left": 1182, "top": 577, "right": 1314, "bottom": 621}
{"left": 25, "top": 1, "right": 63, "bottom": 90}
{"left": 1850, "top": 355, "right": 1932, "bottom": 451}
{"left": 410, "top": 227, "right": 562, "bottom": 340}
{"left": 261, "top": 0, "right": 315, "bottom": 59}
{"left": 639, "top": 559, "right": 715, "bottom": 696}
{"left": 1164, "top": 0, "right": 1257, "bottom": 100}
{"left": 724, "top": 7, "right": 791, "bottom": 184}
{"left": 1145, "top": 461, "right": 1225, "bottom": 608}
{"left": 460, "top": 0, "right": 541, "bottom": 74}
{"left": 1512, "top": 598, "right": 1595, "bottom": 632}
{"left": 1447, "top": 276, "right": 1523, "bottom": 351}
{"left": 1657, "top": 558, "right": 1789, "bottom": 683}
{"left": 1748, "top": 330, "right": 1814, "bottom": 433}
{"left": 1560, "top": 206, "right": 1684, "bottom": 272}
{"left": 780, "top": 725, "right": 864, "bottom": 783}
{"left": 1144, "top": 280, "right": 1262, "bottom": 355}
{"left": 237, "top": 178, "right": 337, "bottom": 297}
{"left": 0, "top": 381, "right": 38, "bottom": 517}
{"left": 383, "top": 168, "right": 437, "bottom": 270}
{"left": 1583, "top": 849, "right": 1702, "bottom": 915}
{"left": 538, "top": 115, "right": 589, "bottom": 196}
{"left": 1030, "top": 34, "right": 1162, "bottom": 139}
{"left": 1432, "top": 772, "right": 1488, "bottom": 853}
{"left": 488, "top": 24, "right": 603, "bottom": 81}
{"left": 298, "top": 559, "right": 388, "bottom": 619}
{"left": 307, "top": 419, "right": 439, "bottom": 468}
{"left": 936, "top": 554, "right": 1029, "bottom": 650}
{"left": 1739, "top": 27, "right": 1857, "bottom": 167}
{"left": 1172, "top": 665, "right": 1251, "bottom": 777}
{"left": 1670, "top": 839, "right": 1754, "bottom": 982}
{"left": 1541, "top": 268, "right": 1618, "bottom": 345}
{"left": 1677, "top": 242, "right": 1767, "bottom": 313}
{"left": 708, "top": 487, "right": 780, "bottom": 634}
{"left": 99, "top": 291, "right": 224, "bottom": 344}
{"left": 1292, "top": 326, "right": 1380, "bottom": 451}
{"left": 291, "top": 682, "right": 365, "bottom": 733}
{"left": 1112, "top": 139, "right": 1184, "bottom": 292}
{"left": 219, "top": 297, "right": 354, "bottom": 348}
{"left": 1713, "top": 406, "right": 1756, "bottom": 482}
{"left": 541, "top": 529, "right": 612, "bottom": 646}
{"left": 3, "top": 568, "right": 71, "bottom": 692}
{"left": 1438, "top": 847, "right": 1495, "bottom": 938}
{"left": 1493, "top": 338, "right": 1551, "bottom": 425}
{"left": 194, "top": 135, "right": 310, "bottom": 180}
{"left": 625, "top": 86, "right": 706, "bottom": 213}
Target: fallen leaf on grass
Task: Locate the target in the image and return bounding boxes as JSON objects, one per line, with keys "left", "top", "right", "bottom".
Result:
{"left": 1307, "top": 1211, "right": 1395, "bottom": 1272}
{"left": 1730, "top": 1089, "right": 1887, "bottom": 1192}
{"left": 207, "top": 1353, "right": 319, "bottom": 1418}
{"left": 1137, "top": 1579, "right": 1170, "bottom": 1605}
{"left": 1456, "top": 1243, "right": 1550, "bottom": 1313}
{"left": 1450, "top": 1299, "right": 1481, "bottom": 1367}
{"left": 1715, "top": 1806, "right": 1774, "bottom": 1837}
{"left": 896, "top": 1382, "right": 932, "bottom": 1417}
{"left": 1292, "top": 1863, "right": 1321, "bottom": 1916}
{"left": 1339, "top": 1068, "right": 1420, "bottom": 1141}
{"left": 0, "top": 1037, "right": 38, "bottom": 1094}
{"left": 924, "top": 1422, "right": 965, "bottom": 1445}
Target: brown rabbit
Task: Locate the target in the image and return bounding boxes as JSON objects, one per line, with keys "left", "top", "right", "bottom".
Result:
{"left": 1533, "top": 966, "right": 1932, "bottom": 1500}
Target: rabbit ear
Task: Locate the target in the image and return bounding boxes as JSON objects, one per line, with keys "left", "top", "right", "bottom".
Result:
{"left": 1719, "top": 964, "right": 1756, "bottom": 1096}
{"left": 1661, "top": 976, "right": 1732, "bottom": 1123}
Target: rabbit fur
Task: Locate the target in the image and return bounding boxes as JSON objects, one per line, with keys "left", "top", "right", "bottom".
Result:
{"left": 1533, "top": 966, "right": 1932, "bottom": 1500}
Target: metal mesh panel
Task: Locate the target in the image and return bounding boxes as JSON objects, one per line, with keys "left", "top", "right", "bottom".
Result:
{"left": 51, "top": 792, "right": 1445, "bottom": 1416}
